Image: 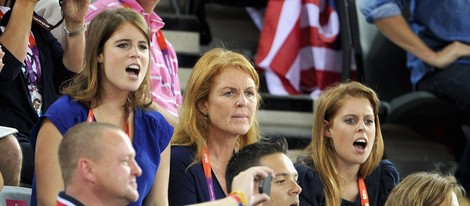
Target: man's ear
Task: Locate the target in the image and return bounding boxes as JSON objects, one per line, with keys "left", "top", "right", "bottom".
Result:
{"left": 324, "top": 120, "right": 331, "bottom": 137}
{"left": 78, "top": 158, "right": 96, "bottom": 182}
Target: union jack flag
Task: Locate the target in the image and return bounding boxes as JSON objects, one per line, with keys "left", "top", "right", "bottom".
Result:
{"left": 256, "top": 0, "right": 355, "bottom": 96}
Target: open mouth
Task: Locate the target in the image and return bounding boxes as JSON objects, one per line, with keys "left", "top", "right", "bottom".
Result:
{"left": 353, "top": 138, "right": 367, "bottom": 150}
{"left": 290, "top": 202, "right": 299, "bottom": 206}
{"left": 126, "top": 64, "right": 140, "bottom": 76}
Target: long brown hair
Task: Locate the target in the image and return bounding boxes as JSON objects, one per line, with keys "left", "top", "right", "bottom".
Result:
{"left": 301, "top": 81, "right": 384, "bottom": 206}
{"left": 62, "top": 8, "right": 152, "bottom": 110}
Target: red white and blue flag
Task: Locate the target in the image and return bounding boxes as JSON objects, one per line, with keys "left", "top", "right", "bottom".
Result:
{"left": 256, "top": 0, "right": 355, "bottom": 96}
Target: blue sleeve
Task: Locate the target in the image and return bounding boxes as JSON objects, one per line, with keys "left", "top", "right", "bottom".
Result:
{"left": 380, "top": 159, "right": 400, "bottom": 189}
{"left": 169, "top": 146, "right": 199, "bottom": 206}
{"left": 30, "top": 95, "right": 87, "bottom": 149}
{"left": 359, "top": 0, "right": 406, "bottom": 23}
{"left": 146, "top": 110, "right": 173, "bottom": 152}
{"left": 379, "top": 159, "right": 400, "bottom": 205}
{"left": 42, "top": 96, "right": 87, "bottom": 135}
{"left": 295, "top": 163, "right": 322, "bottom": 206}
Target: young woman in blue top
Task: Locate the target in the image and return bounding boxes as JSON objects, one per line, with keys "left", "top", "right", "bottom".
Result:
{"left": 295, "top": 82, "right": 400, "bottom": 206}
{"left": 30, "top": 8, "right": 173, "bottom": 206}
{"left": 169, "top": 48, "right": 261, "bottom": 205}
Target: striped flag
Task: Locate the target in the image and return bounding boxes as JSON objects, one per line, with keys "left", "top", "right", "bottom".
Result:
{"left": 256, "top": 0, "right": 355, "bottom": 96}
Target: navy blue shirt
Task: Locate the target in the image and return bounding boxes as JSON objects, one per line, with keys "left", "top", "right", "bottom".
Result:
{"left": 169, "top": 146, "right": 226, "bottom": 206}
{"left": 295, "top": 159, "right": 400, "bottom": 206}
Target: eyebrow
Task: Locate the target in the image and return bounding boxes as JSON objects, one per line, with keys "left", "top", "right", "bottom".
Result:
{"left": 275, "top": 172, "right": 298, "bottom": 178}
{"left": 114, "top": 39, "right": 148, "bottom": 44}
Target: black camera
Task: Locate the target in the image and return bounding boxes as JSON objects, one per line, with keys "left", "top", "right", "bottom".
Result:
{"left": 259, "top": 174, "right": 272, "bottom": 195}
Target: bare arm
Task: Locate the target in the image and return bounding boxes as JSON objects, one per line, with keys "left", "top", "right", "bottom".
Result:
{"left": 0, "top": 171, "right": 3, "bottom": 192}
{"left": 150, "top": 102, "right": 179, "bottom": 127}
{"left": 0, "top": 0, "right": 36, "bottom": 61}
{"left": 0, "top": 48, "right": 4, "bottom": 72}
{"left": 61, "top": 0, "right": 89, "bottom": 73}
{"left": 143, "top": 144, "right": 171, "bottom": 206}
{"left": 35, "top": 119, "right": 64, "bottom": 206}
{"left": 374, "top": 15, "right": 470, "bottom": 69}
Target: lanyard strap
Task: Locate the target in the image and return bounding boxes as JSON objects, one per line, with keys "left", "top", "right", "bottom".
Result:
{"left": 87, "top": 108, "right": 130, "bottom": 136}
{"left": 202, "top": 147, "right": 216, "bottom": 201}
{"left": 358, "top": 177, "right": 369, "bottom": 206}
{"left": 156, "top": 30, "right": 176, "bottom": 96}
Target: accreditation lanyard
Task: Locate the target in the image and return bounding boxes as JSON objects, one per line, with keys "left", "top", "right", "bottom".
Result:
{"left": 202, "top": 147, "right": 216, "bottom": 201}
{"left": 156, "top": 30, "right": 176, "bottom": 97}
{"left": 358, "top": 177, "right": 369, "bottom": 206}
{"left": 87, "top": 109, "right": 130, "bottom": 136}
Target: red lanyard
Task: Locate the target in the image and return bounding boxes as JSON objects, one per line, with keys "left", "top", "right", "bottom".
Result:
{"left": 87, "top": 109, "right": 130, "bottom": 137}
{"left": 202, "top": 147, "right": 216, "bottom": 201}
{"left": 156, "top": 30, "right": 176, "bottom": 97}
{"left": 358, "top": 177, "right": 369, "bottom": 206}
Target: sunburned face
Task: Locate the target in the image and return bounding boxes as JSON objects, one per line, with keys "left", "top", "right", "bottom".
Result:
{"left": 201, "top": 67, "right": 257, "bottom": 139}
{"left": 325, "top": 97, "right": 376, "bottom": 168}
{"left": 97, "top": 22, "right": 149, "bottom": 96}
{"left": 93, "top": 130, "right": 142, "bottom": 205}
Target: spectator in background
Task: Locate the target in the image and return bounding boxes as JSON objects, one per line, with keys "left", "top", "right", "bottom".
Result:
{"left": 360, "top": 0, "right": 470, "bottom": 195}
{"left": 226, "top": 138, "right": 302, "bottom": 206}
{"left": 295, "top": 81, "right": 399, "bottom": 206}
{"left": 0, "top": 126, "right": 22, "bottom": 187}
{"left": 36, "top": 0, "right": 182, "bottom": 127}
{"left": 56, "top": 122, "right": 142, "bottom": 206}
{"left": 31, "top": 8, "right": 173, "bottom": 206}
{"left": 385, "top": 172, "right": 466, "bottom": 206}
{"left": 169, "top": 48, "right": 261, "bottom": 205}
{"left": 0, "top": 0, "right": 88, "bottom": 185}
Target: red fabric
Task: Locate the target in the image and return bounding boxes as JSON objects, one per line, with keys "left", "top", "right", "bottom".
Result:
{"left": 256, "top": 0, "right": 356, "bottom": 95}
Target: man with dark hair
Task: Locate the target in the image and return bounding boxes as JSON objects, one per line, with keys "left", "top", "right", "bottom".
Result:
{"left": 57, "top": 122, "right": 142, "bottom": 206}
{"left": 226, "top": 138, "right": 302, "bottom": 206}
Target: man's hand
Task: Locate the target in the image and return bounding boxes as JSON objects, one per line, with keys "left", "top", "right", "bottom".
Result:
{"left": 62, "top": 0, "right": 89, "bottom": 28}
{"left": 427, "top": 41, "right": 470, "bottom": 69}
{"left": 231, "top": 166, "right": 273, "bottom": 206}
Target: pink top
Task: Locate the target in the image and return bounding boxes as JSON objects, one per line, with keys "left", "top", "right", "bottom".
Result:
{"left": 86, "top": 0, "right": 182, "bottom": 117}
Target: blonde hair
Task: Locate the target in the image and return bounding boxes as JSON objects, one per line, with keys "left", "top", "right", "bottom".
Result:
{"left": 301, "top": 81, "right": 384, "bottom": 206}
{"left": 171, "top": 48, "right": 261, "bottom": 163}
{"left": 62, "top": 8, "right": 152, "bottom": 109}
{"left": 385, "top": 172, "right": 466, "bottom": 206}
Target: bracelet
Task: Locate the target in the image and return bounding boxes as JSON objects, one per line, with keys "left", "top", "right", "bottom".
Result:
{"left": 229, "top": 191, "right": 247, "bottom": 206}
{"left": 64, "top": 24, "right": 87, "bottom": 37}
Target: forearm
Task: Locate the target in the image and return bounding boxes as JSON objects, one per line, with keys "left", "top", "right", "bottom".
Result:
{"left": 374, "top": 15, "right": 435, "bottom": 63}
{"left": 143, "top": 146, "right": 171, "bottom": 206}
{"left": 375, "top": 15, "right": 470, "bottom": 68}
{"left": 35, "top": 120, "right": 65, "bottom": 206}
{"left": 0, "top": 1, "right": 36, "bottom": 61}
{"left": 0, "top": 171, "right": 4, "bottom": 192}
{"left": 62, "top": 21, "right": 85, "bottom": 73}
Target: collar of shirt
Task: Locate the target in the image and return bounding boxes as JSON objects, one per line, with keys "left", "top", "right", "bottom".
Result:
{"left": 118, "top": 0, "right": 164, "bottom": 33}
